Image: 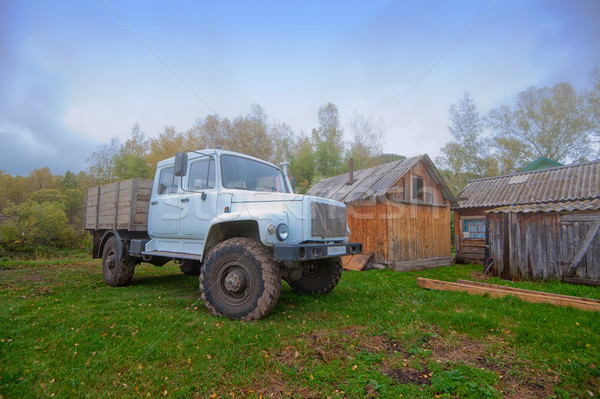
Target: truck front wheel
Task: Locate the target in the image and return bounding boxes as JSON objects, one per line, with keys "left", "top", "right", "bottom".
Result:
{"left": 287, "top": 257, "right": 343, "bottom": 294}
{"left": 102, "top": 236, "right": 136, "bottom": 286}
{"left": 200, "top": 238, "right": 281, "bottom": 321}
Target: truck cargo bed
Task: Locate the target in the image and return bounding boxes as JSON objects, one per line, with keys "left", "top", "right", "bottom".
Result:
{"left": 84, "top": 178, "right": 153, "bottom": 232}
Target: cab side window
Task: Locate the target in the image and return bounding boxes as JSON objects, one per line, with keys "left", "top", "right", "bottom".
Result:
{"left": 189, "top": 159, "right": 215, "bottom": 191}
{"left": 157, "top": 167, "right": 180, "bottom": 195}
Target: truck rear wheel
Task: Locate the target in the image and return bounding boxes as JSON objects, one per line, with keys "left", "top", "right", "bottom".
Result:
{"left": 200, "top": 238, "right": 281, "bottom": 321}
{"left": 180, "top": 260, "right": 201, "bottom": 275}
{"left": 102, "top": 236, "right": 136, "bottom": 286}
{"left": 287, "top": 257, "right": 342, "bottom": 294}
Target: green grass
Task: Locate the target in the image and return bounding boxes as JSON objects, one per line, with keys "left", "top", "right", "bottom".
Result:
{"left": 1, "top": 260, "right": 599, "bottom": 398}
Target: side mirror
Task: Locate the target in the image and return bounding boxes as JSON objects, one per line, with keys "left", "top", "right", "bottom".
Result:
{"left": 290, "top": 176, "right": 297, "bottom": 193}
{"left": 174, "top": 152, "right": 188, "bottom": 177}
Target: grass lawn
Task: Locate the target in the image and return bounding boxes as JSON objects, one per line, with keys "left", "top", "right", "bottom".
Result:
{"left": 1, "top": 259, "right": 599, "bottom": 398}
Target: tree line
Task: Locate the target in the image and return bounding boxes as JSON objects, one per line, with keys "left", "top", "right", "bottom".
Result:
{"left": 437, "top": 67, "right": 600, "bottom": 194}
{"left": 1, "top": 68, "right": 599, "bottom": 257}
{"left": 0, "top": 168, "right": 91, "bottom": 257}
{"left": 86, "top": 103, "right": 390, "bottom": 193}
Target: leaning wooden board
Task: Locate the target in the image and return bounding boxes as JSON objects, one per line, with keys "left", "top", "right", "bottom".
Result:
{"left": 84, "top": 178, "right": 153, "bottom": 232}
{"left": 417, "top": 278, "right": 600, "bottom": 312}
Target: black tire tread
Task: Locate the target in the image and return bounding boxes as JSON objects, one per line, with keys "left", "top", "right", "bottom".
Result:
{"left": 200, "top": 237, "right": 281, "bottom": 321}
{"left": 102, "top": 236, "right": 136, "bottom": 287}
{"left": 288, "top": 257, "right": 343, "bottom": 294}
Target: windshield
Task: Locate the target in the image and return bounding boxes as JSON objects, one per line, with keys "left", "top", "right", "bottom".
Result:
{"left": 221, "top": 155, "right": 288, "bottom": 193}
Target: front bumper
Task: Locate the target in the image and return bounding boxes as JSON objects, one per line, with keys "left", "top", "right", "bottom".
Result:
{"left": 273, "top": 242, "right": 362, "bottom": 261}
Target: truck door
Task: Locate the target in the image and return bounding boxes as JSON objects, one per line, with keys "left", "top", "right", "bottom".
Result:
{"left": 179, "top": 157, "right": 218, "bottom": 240}
{"left": 148, "top": 165, "right": 181, "bottom": 237}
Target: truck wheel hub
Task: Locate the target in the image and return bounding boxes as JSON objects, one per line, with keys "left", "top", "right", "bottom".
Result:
{"left": 224, "top": 269, "right": 247, "bottom": 293}
{"left": 106, "top": 253, "right": 115, "bottom": 270}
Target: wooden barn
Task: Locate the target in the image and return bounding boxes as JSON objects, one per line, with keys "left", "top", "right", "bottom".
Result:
{"left": 454, "top": 160, "right": 600, "bottom": 284}
{"left": 307, "top": 155, "right": 456, "bottom": 270}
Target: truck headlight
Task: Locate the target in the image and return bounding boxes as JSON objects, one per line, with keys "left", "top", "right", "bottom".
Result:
{"left": 276, "top": 223, "right": 289, "bottom": 241}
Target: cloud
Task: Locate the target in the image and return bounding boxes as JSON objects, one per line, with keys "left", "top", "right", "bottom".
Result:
{"left": 0, "top": 57, "right": 96, "bottom": 176}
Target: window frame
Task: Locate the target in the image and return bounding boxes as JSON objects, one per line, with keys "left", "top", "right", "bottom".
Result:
{"left": 462, "top": 216, "right": 486, "bottom": 240}
{"left": 157, "top": 166, "right": 180, "bottom": 196}
{"left": 187, "top": 158, "right": 216, "bottom": 191}
{"left": 220, "top": 154, "right": 288, "bottom": 193}
{"left": 412, "top": 175, "right": 424, "bottom": 201}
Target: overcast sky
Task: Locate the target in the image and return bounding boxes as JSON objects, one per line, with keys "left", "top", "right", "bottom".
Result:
{"left": 1, "top": 0, "right": 599, "bottom": 176}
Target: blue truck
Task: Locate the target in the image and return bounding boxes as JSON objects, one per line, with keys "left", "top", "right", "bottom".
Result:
{"left": 85, "top": 149, "right": 361, "bottom": 320}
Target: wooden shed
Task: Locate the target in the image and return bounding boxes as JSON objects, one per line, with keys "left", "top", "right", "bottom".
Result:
{"left": 307, "top": 155, "right": 456, "bottom": 270}
{"left": 454, "top": 160, "right": 600, "bottom": 283}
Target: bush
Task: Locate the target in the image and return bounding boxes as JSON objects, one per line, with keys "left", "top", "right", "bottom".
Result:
{"left": 0, "top": 201, "right": 79, "bottom": 258}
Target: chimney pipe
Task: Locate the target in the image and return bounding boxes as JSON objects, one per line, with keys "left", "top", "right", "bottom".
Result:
{"left": 348, "top": 157, "right": 354, "bottom": 185}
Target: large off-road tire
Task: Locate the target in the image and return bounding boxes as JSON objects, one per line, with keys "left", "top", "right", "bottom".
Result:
{"left": 102, "top": 236, "right": 136, "bottom": 287}
{"left": 180, "top": 259, "right": 201, "bottom": 276}
{"left": 287, "top": 257, "right": 343, "bottom": 294}
{"left": 200, "top": 238, "right": 281, "bottom": 321}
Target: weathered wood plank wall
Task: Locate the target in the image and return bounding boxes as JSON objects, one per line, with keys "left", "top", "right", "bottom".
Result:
{"left": 487, "top": 211, "right": 600, "bottom": 281}
{"left": 346, "top": 161, "right": 451, "bottom": 265}
{"left": 347, "top": 201, "right": 451, "bottom": 264}
{"left": 385, "top": 201, "right": 450, "bottom": 262}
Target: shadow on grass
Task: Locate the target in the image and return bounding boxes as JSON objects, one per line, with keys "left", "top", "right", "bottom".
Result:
{"left": 129, "top": 271, "right": 195, "bottom": 288}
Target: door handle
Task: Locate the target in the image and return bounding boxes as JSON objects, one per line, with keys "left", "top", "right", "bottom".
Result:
{"left": 181, "top": 198, "right": 190, "bottom": 203}
{"left": 151, "top": 201, "right": 158, "bottom": 205}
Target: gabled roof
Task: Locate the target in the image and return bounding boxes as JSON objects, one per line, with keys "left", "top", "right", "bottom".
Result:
{"left": 520, "top": 157, "right": 563, "bottom": 172}
{"left": 487, "top": 199, "right": 600, "bottom": 214}
{"left": 455, "top": 160, "right": 600, "bottom": 210}
{"left": 307, "top": 154, "right": 455, "bottom": 205}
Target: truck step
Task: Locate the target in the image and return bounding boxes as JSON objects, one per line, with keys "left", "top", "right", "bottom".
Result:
{"left": 141, "top": 251, "right": 202, "bottom": 261}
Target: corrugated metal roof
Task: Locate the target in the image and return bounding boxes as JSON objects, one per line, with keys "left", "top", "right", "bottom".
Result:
{"left": 307, "top": 154, "right": 456, "bottom": 204}
{"left": 486, "top": 199, "right": 600, "bottom": 214}
{"left": 455, "top": 160, "right": 600, "bottom": 210}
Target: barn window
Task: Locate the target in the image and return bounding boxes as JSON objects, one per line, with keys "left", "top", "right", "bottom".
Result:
{"left": 463, "top": 218, "right": 485, "bottom": 239}
{"left": 412, "top": 176, "right": 423, "bottom": 201}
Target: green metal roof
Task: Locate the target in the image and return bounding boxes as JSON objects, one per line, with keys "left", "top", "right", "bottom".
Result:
{"left": 520, "top": 157, "right": 563, "bottom": 172}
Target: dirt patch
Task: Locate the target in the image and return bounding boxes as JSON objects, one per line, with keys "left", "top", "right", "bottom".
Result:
{"left": 257, "top": 327, "right": 555, "bottom": 399}
{"left": 470, "top": 270, "right": 490, "bottom": 281}
{"left": 254, "top": 326, "right": 387, "bottom": 398}
{"left": 248, "top": 370, "right": 322, "bottom": 399}
{"left": 419, "top": 333, "right": 554, "bottom": 399}
{"left": 273, "top": 325, "right": 386, "bottom": 368}
{"left": 0, "top": 268, "right": 60, "bottom": 296}
{"left": 384, "top": 365, "right": 432, "bottom": 386}
{"left": 429, "top": 335, "right": 490, "bottom": 365}
{"left": 385, "top": 339, "right": 411, "bottom": 358}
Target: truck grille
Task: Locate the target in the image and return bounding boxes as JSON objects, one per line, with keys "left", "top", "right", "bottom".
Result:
{"left": 311, "top": 202, "right": 347, "bottom": 238}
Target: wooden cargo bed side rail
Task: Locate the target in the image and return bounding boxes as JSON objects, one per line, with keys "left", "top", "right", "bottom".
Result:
{"left": 129, "top": 179, "right": 137, "bottom": 231}
{"left": 83, "top": 186, "right": 102, "bottom": 231}
{"left": 417, "top": 278, "right": 600, "bottom": 312}
{"left": 84, "top": 179, "right": 152, "bottom": 232}
{"left": 113, "top": 181, "right": 120, "bottom": 231}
